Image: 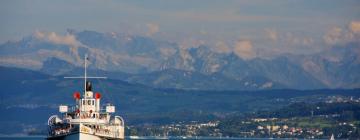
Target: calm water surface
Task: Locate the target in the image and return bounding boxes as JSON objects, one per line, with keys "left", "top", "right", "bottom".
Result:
{"left": 0, "top": 136, "right": 320, "bottom": 140}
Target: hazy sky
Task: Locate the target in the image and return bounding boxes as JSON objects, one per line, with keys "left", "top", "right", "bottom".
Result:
{"left": 0, "top": 0, "right": 359, "bottom": 55}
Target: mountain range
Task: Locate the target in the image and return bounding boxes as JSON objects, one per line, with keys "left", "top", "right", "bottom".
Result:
{"left": 1, "top": 65, "right": 359, "bottom": 134}
{"left": 0, "top": 30, "right": 359, "bottom": 90}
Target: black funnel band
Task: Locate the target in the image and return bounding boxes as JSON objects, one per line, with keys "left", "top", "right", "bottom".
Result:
{"left": 86, "top": 81, "right": 92, "bottom": 91}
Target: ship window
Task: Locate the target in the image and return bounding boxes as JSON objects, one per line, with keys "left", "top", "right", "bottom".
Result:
{"left": 82, "top": 100, "right": 85, "bottom": 105}
{"left": 92, "top": 100, "right": 95, "bottom": 105}
{"left": 88, "top": 100, "right": 91, "bottom": 105}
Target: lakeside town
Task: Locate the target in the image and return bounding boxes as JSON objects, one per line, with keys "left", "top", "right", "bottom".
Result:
{"left": 127, "top": 96, "right": 360, "bottom": 139}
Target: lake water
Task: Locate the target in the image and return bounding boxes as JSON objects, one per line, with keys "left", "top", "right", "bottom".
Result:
{"left": 0, "top": 136, "right": 325, "bottom": 140}
{"left": 0, "top": 137, "right": 44, "bottom": 140}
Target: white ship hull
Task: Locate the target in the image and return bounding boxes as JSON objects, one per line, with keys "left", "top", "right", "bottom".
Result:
{"left": 47, "top": 132, "right": 123, "bottom": 140}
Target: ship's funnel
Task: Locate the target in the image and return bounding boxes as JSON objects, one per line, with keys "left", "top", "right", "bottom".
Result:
{"left": 86, "top": 81, "right": 92, "bottom": 91}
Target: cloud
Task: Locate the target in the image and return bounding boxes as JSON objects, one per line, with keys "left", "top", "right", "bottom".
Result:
{"left": 33, "top": 31, "right": 84, "bottom": 64}
{"left": 265, "top": 28, "right": 278, "bottom": 42}
{"left": 349, "top": 21, "right": 360, "bottom": 34}
{"left": 47, "top": 32, "right": 81, "bottom": 47}
{"left": 233, "top": 40, "right": 255, "bottom": 60}
{"left": 34, "top": 30, "right": 82, "bottom": 48}
{"left": 323, "top": 21, "right": 360, "bottom": 46}
{"left": 285, "top": 32, "right": 301, "bottom": 45}
{"left": 302, "top": 37, "right": 314, "bottom": 46}
{"left": 264, "top": 29, "right": 314, "bottom": 49}
{"left": 212, "top": 41, "right": 231, "bottom": 53}
{"left": 34, "top": 30, "right": 45, "bottom": 39}
{"left": 146, "top": 23, "right": 159, "bottom": 36}
{"left": 323, "top": 27, "right": 343, "bottom": 45}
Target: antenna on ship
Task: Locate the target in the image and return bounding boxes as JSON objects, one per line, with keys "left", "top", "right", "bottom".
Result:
{"left": 64, "top": 54, "right": 107, "bottom": 96}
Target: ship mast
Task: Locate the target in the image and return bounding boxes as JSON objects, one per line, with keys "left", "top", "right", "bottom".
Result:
{"left": 64, "top": 54, "right": 107, "bottom": 95}
{"left": 84, "top": 54, "right": 87, "bottom": 95}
